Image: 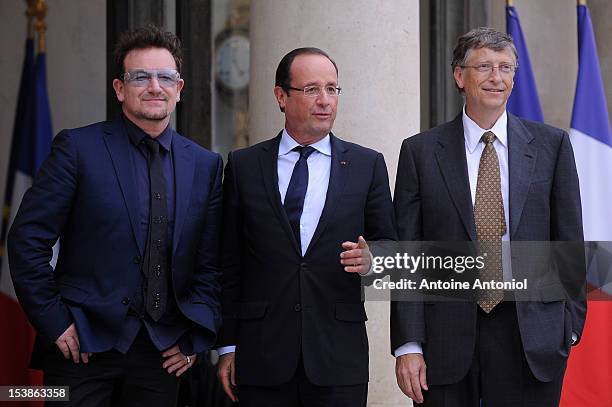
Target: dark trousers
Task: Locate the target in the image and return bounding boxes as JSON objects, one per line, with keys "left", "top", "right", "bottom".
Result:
{"left": 43, "top": 329, "right": 179, "bottom": 407}
{"left": 422, "top": 302, "right": 566, "bottom": 407}
{"left": 237, "top": 358, "right": 367, "bottom": 407}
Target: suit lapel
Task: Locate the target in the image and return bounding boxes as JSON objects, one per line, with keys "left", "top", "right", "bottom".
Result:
{"left": 103, "top": 119, "right": 143, "bottom": 254}
{"left": 172, "top": 134, "right": 195, "bottom": 255}
{"left": 259, "top": 133, "right": 302, "bottom": 256}
{"left": 434, "top": 115, "right": 477, "bottom": 240}
{"left": 305, "top": 134, "right": 348, "bottom": 255}
{"left": 507, "top": 113, "right": 536, "bottom": 237}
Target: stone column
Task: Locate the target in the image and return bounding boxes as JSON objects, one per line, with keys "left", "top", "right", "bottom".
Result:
{"left": 588, "top": 0, "right": 612, "bottom": 125}
{"left": 249, "top": 1, "right": 420, "bottom": 405}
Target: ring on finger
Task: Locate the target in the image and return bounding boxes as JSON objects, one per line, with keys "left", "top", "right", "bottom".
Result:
{"left": 186, "top": 355, "right": 191, "bottom": 364}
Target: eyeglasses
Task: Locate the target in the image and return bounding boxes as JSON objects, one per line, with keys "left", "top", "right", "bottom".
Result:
{"left": 286, "top": 85, "right": 342, "bottom": 97}
{"left": 121, "top": 69, "right": 181, "bottom": 87}
{"left": 460, "top": 63, "right": 518, "bottom": 75}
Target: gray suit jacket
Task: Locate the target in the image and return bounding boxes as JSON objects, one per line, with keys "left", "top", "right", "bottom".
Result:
{"left": 390, "top": 113, "right": 586, "bottom": 385}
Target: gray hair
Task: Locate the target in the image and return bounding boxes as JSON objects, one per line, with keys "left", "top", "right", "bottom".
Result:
{"left": 451, "top": 27, "right": 518, "bottom": 71}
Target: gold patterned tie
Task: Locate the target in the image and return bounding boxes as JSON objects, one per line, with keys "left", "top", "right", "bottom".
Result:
{"left": 474, "top": 131, "right": 506, "bottom": 313}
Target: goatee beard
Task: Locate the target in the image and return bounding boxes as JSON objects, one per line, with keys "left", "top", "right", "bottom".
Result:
{"left": 138, "top": 111, "right": 169, "bottom": 121}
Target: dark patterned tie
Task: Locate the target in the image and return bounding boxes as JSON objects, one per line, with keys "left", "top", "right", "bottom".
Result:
{"left": 474, "top": 131, "right": 506, "bottom": 313}
{"left": 143, "top": 138, "right": 169, "bottom": 321}
{"left": 284, "top": 146, "right": 316, "bottom": 248}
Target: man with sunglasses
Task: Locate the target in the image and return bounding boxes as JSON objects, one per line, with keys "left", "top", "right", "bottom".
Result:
{"left": 215, "top": 47, "right": 397, "bottom": 406}
{"left": 8, "top": 25, "right": 222, "bottom": 406}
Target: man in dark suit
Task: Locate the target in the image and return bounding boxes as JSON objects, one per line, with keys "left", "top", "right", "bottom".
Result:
{"left": 8, "top": 25, "right": 222, "bottom": 406}
{"left": 216, "top": 47, "right": 397, "bottom": 406}
{"left": 391, "top": 28, "right": 586, "bottom": 406}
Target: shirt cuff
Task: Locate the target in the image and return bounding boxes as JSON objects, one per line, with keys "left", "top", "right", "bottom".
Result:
{"left": 359, "top": 251, "right": 375, "bottom": 277}
{"left": 217, "top": 345, "right": 236, "bottom": 356}
{"left": 394, "top": 341, "right": 423, "bottom": 357}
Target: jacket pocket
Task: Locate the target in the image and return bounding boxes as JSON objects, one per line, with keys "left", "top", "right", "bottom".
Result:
{"left": 539, "top": 283, "right": 566, "bottom": 303}
{"left": 237, "top": 301, "right": 268, "bottom": 319}
{"left": 57, "top": 279, "right": 90, "bottom": 304}
{"left": 335, "top": 302, "right": 368, "bottom": 322}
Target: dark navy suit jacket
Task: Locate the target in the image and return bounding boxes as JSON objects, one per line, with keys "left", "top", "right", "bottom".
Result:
{"left": 8, "top": 118, "right": 223, "bottom": 358}
{"left": 218, "top": 133, "right": 397, "bottom": 387}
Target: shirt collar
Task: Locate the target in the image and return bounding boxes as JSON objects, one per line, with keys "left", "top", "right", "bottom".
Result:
{"left": 462, "top": 106, "right": 508, "bottom": 154}
{"left": 278, "top": 128, "right": 332, "bottom": 157}
{"left": 123, "top": 115, "right": 173, "bottom": 152}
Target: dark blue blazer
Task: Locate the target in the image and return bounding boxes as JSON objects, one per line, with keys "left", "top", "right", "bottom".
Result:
{"left": 391, "top": 113, "right": 586, "bottom": 385}
{"left": 8, "top": 118, "right": 223, "bottom": 356}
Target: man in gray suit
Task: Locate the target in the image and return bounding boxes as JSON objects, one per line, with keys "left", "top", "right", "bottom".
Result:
{"left": 391, "top": 27, "right": 586, "bottom": 406}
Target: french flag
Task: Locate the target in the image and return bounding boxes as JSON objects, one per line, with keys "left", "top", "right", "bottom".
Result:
{"left": 506, "top": 3, "right": 544, "bottom": 122}
{"left": 0, "top": 33, "right": 52, "bottom": 398}
{"left": 562, "top": 3, "right": 612, "bottom": 406}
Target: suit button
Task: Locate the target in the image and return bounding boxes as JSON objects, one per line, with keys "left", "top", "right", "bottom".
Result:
{"left": 300, "top": 262, "right": 307, "bottom": 268}
{"left": 133, "top": 255, "right": 141, "bottom": 264}
{"left": 294, "top": 303, "right": 301, "bottom": 312}
{"left": 122, "top": 297, "right": 130, "bottom": 305}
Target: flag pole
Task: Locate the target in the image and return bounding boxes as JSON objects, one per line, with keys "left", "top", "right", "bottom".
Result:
{"left": 33, "top": 0, "right": 47, "bottom": 53}
{"left": 507, "top": 0, "right": 513, "bottom": 7}
{"left": 2, "top": 1, "right": 36, "bottom": 262}
{"left": 25, "top": 0, "right": 36, "bottom": 40}
{"left": 577, "top": 0, "right": 587, "bottom": 5}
